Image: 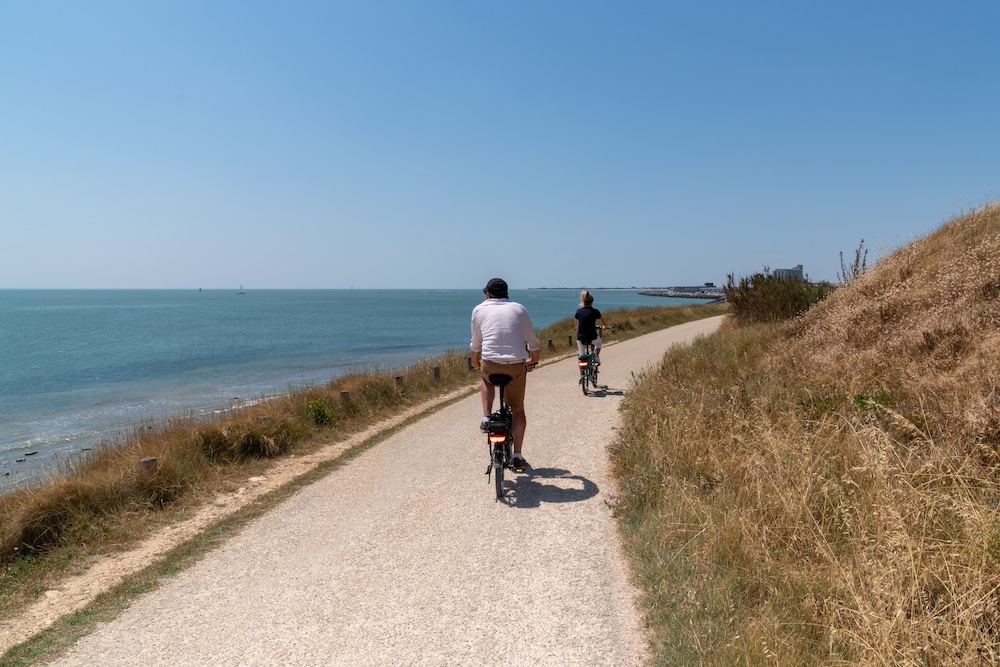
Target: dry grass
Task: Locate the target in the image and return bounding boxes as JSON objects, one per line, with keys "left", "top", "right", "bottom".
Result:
{"left": 614, "top": 201, "right": 1000, "bottom": 665}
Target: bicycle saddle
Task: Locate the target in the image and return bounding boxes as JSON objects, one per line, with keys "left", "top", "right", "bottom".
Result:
{"left": 488, "top": 374, "right": 513, "bottom": 387}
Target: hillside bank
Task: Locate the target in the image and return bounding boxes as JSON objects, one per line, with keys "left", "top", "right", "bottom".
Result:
{"left": 614, "top": 203, "right": 1000, "bottom": 665}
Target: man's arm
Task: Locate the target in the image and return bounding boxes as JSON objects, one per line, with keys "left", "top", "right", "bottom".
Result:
{"left": 524, "top": 321, "right": 541, "bottom": 352}
{"left": 470, "top": 307, "right": 484, "bottom": 370}
{"left": 522, "top": 308, "right": 541, "bottom": 369}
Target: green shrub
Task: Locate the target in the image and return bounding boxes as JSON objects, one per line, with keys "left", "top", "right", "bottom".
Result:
{"left": 306, "top": 400, "right": 334, "bottom": 426}
{"left": 724, "top": 268, "right": 831, "bottom": 324}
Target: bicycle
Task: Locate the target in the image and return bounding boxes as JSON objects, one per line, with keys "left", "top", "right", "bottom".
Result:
{"left": 578, "top": 326, "right": 608, "bottom": 395}
{"left": 483, "top": 373, "right": 514, "bottom": 500}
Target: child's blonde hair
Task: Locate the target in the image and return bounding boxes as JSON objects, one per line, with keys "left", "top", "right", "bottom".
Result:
{"left": 580, "top": 290, "right": 594, "bottom": 307}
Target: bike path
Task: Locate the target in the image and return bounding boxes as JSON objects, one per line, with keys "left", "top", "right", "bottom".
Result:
{"left": 51, "top": 315, "right": 725, "bottom": 666}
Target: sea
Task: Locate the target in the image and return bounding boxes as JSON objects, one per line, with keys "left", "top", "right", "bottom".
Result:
{"left": 0, "top": 288, "right": 705, "bottom": 491}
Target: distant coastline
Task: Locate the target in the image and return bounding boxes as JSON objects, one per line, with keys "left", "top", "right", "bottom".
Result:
{"left": 529, "top": 286, "right": 726, "bottom": 301}
{"left": 0, "top": 288, "right": 671, "bottom": 491}
{"left": 638, "top": 290, "right": 726, "bottom": 302}
{"left": 527, "top": 286, "right": 727, "bottom": 302}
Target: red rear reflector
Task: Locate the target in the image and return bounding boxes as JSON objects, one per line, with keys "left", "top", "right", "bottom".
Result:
{"left": 489, "top": 434, "right": 507, "bottom": 445}
{"left": 578, "top": 361, "right": 589, "bottom": 367}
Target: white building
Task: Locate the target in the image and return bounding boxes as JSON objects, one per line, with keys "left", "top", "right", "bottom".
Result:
{"left": 773, "top": 265, "right": 804, "bottom": 280}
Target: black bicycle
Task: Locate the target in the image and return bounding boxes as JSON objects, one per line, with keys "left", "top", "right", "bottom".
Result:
{"left": 578, "top": 326, "right": 607, "bottom": 395}
{"left": 483, "top": 373, "right": 514, "bottom": 500}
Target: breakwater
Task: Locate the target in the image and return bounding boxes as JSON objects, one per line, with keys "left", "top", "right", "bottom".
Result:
{"left": 639, "top": 290, "right": 726, "bottom": 302}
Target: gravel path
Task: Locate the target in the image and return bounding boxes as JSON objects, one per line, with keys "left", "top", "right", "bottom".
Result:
{"left": 50, "top": 316, "right": 724, "bottom": 666}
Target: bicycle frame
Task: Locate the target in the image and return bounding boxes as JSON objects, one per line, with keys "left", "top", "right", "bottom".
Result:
{"left": 578, "top": 344, "right": 599, "bottom": 395}
{"left": 484, "top": 374, "right": 514, "bottom": 500}
{"left": 577, "top": 325, "right": 605, "bottom": 395}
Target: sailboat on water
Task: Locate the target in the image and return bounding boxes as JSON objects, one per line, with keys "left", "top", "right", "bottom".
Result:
{"left": 238, "top": 284, "right": 245, "bottom": 294}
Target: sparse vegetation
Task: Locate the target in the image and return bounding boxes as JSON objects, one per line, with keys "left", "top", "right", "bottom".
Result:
{"left": 839, "top": 238, "right": 870, "bottom": 285}
{"left": 614, "top": 201, "right": 1000, "bottom": 665}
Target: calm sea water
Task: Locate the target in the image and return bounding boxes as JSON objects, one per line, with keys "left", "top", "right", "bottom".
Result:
{"left": 0, "top": 288, "right": 704, "bottom": 489}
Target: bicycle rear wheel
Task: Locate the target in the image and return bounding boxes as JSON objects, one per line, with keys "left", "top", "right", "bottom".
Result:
{"left": 581, "top": 368, "right": 589, "bottom": 395}
{"left": 494, "top": 447, "right": 505, "bottom": 500}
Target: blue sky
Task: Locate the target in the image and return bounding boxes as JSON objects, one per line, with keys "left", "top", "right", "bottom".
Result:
{"left": 2, "top": 2, "right": 997, "bottom": 289}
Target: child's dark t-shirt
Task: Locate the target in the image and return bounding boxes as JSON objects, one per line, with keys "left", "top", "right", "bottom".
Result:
{"left": 575, "top": 306, "right": 602, "bottom": 342}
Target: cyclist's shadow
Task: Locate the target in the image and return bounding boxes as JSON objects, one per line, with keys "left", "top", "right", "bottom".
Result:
{"left": 502, "top": 467, "right": 599, "bottom": 508}
{"left": 586, "top": 384, "right": 624, "bottom": 397}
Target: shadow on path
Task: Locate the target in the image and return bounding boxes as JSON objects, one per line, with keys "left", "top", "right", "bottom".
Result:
{"left": 501, "top": 467, "right": 599, "bottom": 508}
{"left": 585, "top": 385, "right": 625, "bottom": 398}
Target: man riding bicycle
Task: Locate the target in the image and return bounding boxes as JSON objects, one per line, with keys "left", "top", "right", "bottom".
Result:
{"left": 470, "top": 278, "right": 541, "bottom": 472}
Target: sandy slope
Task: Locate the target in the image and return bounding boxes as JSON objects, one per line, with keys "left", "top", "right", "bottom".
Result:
{"left": 45, "top": 316, "right": 723, "bottom": 666}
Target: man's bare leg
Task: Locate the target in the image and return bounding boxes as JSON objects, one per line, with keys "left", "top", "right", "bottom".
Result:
{"left": 480, "top": 378, "right": 495, "bottom": 416}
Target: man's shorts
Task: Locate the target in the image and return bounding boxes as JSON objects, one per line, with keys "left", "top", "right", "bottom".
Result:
{"left": 480, "top": 359, "right": 528, "bottom": 411}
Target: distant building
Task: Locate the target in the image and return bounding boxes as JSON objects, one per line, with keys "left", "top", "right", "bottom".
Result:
{"left": 773, "top": 265, "right": 804, "bottom": 280}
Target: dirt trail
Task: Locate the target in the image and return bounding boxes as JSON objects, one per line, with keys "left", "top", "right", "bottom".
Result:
{"left": 36, "top": 316, "right": 723, "bottom": 666}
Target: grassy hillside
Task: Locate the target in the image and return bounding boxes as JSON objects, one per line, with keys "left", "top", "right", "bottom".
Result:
{"left": 614, "top": 203, "right": 1000, "bottom": 665}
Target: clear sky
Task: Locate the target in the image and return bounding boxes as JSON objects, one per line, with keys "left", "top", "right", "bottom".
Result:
{"left": 2, "top": 2, "right": 997, "bottom": 289}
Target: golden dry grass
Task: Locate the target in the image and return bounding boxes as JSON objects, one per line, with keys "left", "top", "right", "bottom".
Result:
{"left": 615, "top": 202, "right": 1000, "bottom": 665}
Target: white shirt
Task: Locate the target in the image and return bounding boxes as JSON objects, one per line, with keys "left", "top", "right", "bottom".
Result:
{"left": 470, "top": 298, "right": 541, "bottom": 362}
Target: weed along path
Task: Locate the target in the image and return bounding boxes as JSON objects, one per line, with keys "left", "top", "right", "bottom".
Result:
{"left": 46, "top": 316, "right": 724, "bottom": 667}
